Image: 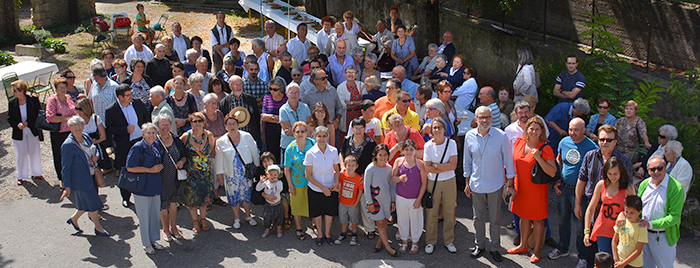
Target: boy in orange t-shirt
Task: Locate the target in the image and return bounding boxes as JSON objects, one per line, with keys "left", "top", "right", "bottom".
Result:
{"left": 335, "top": 155, "right": 363, "bottom": 246}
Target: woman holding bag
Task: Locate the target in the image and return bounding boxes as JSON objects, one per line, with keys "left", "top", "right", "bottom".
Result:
{"left": 155, "top": 115, "right": 187, "bottom": 242}
{"left": 47, "top": 76, "right": 76, "bottom": 182}
{"left": 506, "top": 117, "right": 556, "bottom": 263}
{"left": 215, "top": 110, "right": 260, "bottom": 230}
{"left": 180, "top": 112, "right": 217, "bottom": 233}
{"left": 126, "top": 123, "right": 165, "bottom": 254}
{"left": 60, "top": 116, "right": 108, "bottom": 236}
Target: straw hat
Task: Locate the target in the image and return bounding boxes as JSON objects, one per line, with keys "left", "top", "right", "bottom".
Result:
{"left": 229, "top": 107, "right": 250, "bottom": 128}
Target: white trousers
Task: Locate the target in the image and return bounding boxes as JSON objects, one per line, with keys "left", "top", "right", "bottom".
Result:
{"left": 643, "top": 231, "right": 676, "bottom": 268}
{"left": 396, "top": 195, "right": 423, "bottom": 242}
{"left": 12, "top": 128, "right": 42, "bottom": 180}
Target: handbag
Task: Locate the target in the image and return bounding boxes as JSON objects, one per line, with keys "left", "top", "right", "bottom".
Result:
{"left": 531, "top": 143, "right": 554, "bottom": 184}
{"left": 421, "top": 138, "right": 451, "bottom": 209}
{"left": 229, "top": 134, "right": 257, "bottom": 180}
{"left": 114, "top": 17, "right": 131, "bottom": 28}
{"left": 71, "top": 135, "right": 105, "bottom": 187}
{"left": 629, "top": 118, "right": 648, "bottom": 164}
{"left": 35, "top": 110, "right": 61, "bottom": 132}
{"left": 159, "top": 136, "right": 188, "bottom": 181}
{"left": 117, "top": 167, "right": 146, "bottom": 193}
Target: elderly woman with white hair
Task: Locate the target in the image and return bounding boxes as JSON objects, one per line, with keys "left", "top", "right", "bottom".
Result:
{"left": 377, "top": 35, "right": 396, "bottom": 72}
{"left": 202, "top": 93, "right": 228, "bottom": 206}
{"left": 252, "top": 38, "right": 275, "bottom": 75}
{"left": 184, "top": 49, "right": 199, "bottom": 78}
{"left": 154, "top": 114, "right": 186, "bottom": 242}
{"left": 126, "top": 122, "right": 165, "bottom": 254}
{"left": 60, "top": 116, "right": 109, "bottom": 236}
{"left": 421, "top": 98, "right": 453, "bottom": 141}
{"left": 338, "top": 65, "right": 366, "bottom": 134}
{"left": 360, "top": 53, "right": 381, "bottom": 83}
{"left": 291, "top": 67, "right": 304, "bottom": 85}
{"left": 304, "top": 125, "right": 341, "bottom": 246}
{"left": 664, "top": 140, "right": 692, "bottom": 194}
{"left": 411, "top": 43, "right": 439, "bottom": 81}
{"left": 188, "top": 72, "right": 206, "bottom": 111}
{"left": 634, "top": 124, "right": 678, "bottom": 177}
{"left": 280, "top": 82, "right": 312, "bottom": 161}
{"left": 350, "top": 46, "right": 365, "bottom": 70}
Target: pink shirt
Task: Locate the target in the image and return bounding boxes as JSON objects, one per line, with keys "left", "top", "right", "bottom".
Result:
{"left": 46, "top": 95, "right": 76, "bottom": 132}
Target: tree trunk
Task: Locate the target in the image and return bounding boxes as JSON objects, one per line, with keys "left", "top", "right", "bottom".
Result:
{"left": 304, "top": 0, "right": 327, "bottom": 18}
{"left": 423, "top": 0, "right": 440, "bottom": 43}
{"left": 2, "top": 0, "right": 20, "bottom": 38}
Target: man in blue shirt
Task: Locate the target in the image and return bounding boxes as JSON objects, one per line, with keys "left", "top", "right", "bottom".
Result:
{"left": 548, "top": 118, "right": 598, "bottom": 267}
{"left": 392, "top": 65, "right": 418, "bottom": 102}
{"left": 553, "top": 55, "right": 585, "bottom": 103}
{"left": 545, "top": 98, "right": 590, "bottom": 152}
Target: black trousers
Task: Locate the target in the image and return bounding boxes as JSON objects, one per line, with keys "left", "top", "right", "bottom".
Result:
{"left": 118, "top": 138, "right": 140, "bottom": 202}
{"left": 50, "top": 131, "right": 71, "bottom": 181}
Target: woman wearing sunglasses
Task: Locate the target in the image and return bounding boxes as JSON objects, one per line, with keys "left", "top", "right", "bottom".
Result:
{"left": 585, "top": 98, "right": 617, "bottom": 143}
{"left": 261, "top": 77, "right": 289, "bottom": 162}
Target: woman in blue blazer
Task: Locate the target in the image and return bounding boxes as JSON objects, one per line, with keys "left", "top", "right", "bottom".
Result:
{"left": 60, "top": 116, "right": 109, "bottom": 236}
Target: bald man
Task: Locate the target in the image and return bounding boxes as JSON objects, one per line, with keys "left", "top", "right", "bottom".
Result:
{"left": 324, "top": 22, "right": 360, "bottom": 57}
{"left": 327, "top": 39, "right": 355, "bottom": 87}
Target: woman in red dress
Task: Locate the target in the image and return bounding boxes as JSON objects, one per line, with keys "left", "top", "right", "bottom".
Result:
{"left": 507, "top": 117, "right": 557, "bottom": 263}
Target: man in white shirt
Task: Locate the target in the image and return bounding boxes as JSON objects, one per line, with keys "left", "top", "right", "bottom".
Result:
{"left": 171, "top": 22, "right": 191, "bottom": 62}
{"left": 286, "top": 23, "right": 311, "bottom": 63}
{"left": 505, "top": 101, "right": 549, "bottom": 147}
{"left": 324, "top": 22, "right": 359, "bottom": 57}
{"left": 210, "top": 11, "right": 233, "bottom": 73}
{"left": 262, "top": 20, "right": 285, "bottom": 61}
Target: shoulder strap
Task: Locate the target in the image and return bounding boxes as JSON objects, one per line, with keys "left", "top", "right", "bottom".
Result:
{"left": 70, "top": 135, "right": 97, "bottom": 168}
{"left": 158, "top": 136, "right": 178, "bottom": 166}
{"left": 228, "top": 134, "right": 247, "bottom": 165}
{"left": 429, "top": 138, "right": 451, "bottom": 194}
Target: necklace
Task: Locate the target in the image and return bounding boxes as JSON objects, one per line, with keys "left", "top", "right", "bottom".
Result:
{"left": 192, "top": 132, "right": 206, "bottom": 145}
{"left": 174, "top": 92, "right": 185, "bottom": 102}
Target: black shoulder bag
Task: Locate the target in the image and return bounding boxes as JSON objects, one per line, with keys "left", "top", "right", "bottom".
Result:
{"left": 228, "top": 135, "right": 257, "bottom": 180}
{"left": 422, "top": 138, "right": 451, "bottom": 209}
{"left": 531, "top": 143, "right": 555, "bottom": 184}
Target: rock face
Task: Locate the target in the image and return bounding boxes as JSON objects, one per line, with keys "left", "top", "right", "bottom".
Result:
{"left": 31, "top": 0, "right": 96, "bottom": 28}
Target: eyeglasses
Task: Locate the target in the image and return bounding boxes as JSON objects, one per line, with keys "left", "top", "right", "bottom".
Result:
{"left": 292, "top": 74, "right": 302, "bottom": 76}
{"left": 599, "top": 138, "right": 616, "bottom": 143}
{"left": 427, "top": 107, "right": 437, "bottom": 111}
{"left": 191, "top": 119, "right": 204, "bottom": 123}
{"left": 658, "top": 135, "right": 667, "bottom": 139}
{"left": 269, "top": 87, "right": 280, "bottom": 91}
{"left": 400, "top": 99, "right": 412, "bottom": 103}
{"left": 316, "top": 76, "right": 328, "bottom": 81}
{"left": 65, "top": 76, "right": 76, "bottom": 79}
{"left": 598, "top": 105, "right": 609, "bottom": 109}
{"left": 648, "top": 166, "right": 664, "bottom": 173}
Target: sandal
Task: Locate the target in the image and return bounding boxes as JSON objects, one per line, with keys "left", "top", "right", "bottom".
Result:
{"left": 399, "top": 243, "right": 408, "bottom": 254}
{"left": 171, "top": 228, "right": 184, "bottom": 239}
{"left": 367, "top": 231, "right": 377, "bottom": 240}
{"left": 410, "top": 244, "right": 419, "bottom": 255}
{"left": 200, "top": 219, "right": 210, "bottom": 231}
{"left": 316, "top": 237, "right": 323, "bottom": 246}
{"left": 296, "top": 229, "right": 306, "bottom": 240}
{"left": 163, "top": 233, "right": 173, "bottom": 242}
{"left": 506, "top": 221, "right": 516, "bottom": 229}
{"left": 192, "top": 219, "right": 200, "bottom": 233}
{"left": 283, "top": 217, "right": 293, "bottom": 230}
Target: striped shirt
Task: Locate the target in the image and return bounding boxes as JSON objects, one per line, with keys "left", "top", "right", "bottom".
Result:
{"left": 88, "top": 79, "right": 119, "bottom": 120}
{"left": 242, "top": 77, "right": 268, "bottom": 99}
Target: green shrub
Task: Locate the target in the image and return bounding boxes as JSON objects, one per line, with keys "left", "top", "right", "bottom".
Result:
{"left": 0, "top": 51, "right": 17, "bottom": 67}
{"left": 32, "top": 29, "right": 53, "bottom": 43}
{"left": 16, "top": 26, "right": 54, "bottom": 45}
{"left": 41, "top": 38, "right": 68, "bottom": 54}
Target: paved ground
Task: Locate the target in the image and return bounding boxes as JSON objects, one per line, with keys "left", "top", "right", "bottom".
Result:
{"left": 0, "top": 1, "right": 699, "bottom": 267}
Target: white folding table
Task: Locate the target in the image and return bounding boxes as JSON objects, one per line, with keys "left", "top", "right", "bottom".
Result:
{"left": 0, "top": 61, "right": 60, "bottom": 91}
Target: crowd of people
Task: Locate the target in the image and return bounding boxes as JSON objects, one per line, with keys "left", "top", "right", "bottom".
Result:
{"left": 7, "top": 5, "right": 691, "bottom": 266}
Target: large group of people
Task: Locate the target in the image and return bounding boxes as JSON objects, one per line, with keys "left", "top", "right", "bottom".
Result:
{"left": 8, "top": 5, "right": 690, "bottom": 266}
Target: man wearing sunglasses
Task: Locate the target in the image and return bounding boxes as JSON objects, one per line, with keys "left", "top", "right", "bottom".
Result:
{"left": 301, "top": 68, "right": 343, "bottom": 145}
{"left": 633, "top": 156, "right": 684, "bottom": 268}
{"left": 553, "top": 124, "right": 632, "bottom": 267}
{"left": 380, "top": 90, "right": 420, "bottom": 135}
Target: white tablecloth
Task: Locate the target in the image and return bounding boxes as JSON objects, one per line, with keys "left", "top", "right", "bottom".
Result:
{"left": 238, "top": 0, "right": 370, "bottom": 47}
{"left": 0, "top": 61, "right": 59, "bottom": 91}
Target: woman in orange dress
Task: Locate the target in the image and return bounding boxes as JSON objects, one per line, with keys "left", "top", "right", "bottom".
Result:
{"left": 507, "top": 117, "right": 557, "bottom": 263}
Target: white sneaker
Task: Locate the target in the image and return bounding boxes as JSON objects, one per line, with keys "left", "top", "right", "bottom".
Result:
{"left": 548, "top": 248, "right": 569, "bottom": 260}
{"left": 425, "top": 244, "right": 434, "bottom": 254}
{"left": 233, "top": 219, "right": 241, "bottom": 229}
{"left": 444, "top": 243, "right": 457, "bottom": 253}
{"left": 246, "top": 217, "right": 258, "bottom": 226}
{"left": 575, "top": 259, "right": 587, "bottom": 268}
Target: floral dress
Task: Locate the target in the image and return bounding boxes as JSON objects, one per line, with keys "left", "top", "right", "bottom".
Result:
{"left": 346, "top": 82, "right": 362, "bottom": 125}
{"left": 183, "top": 131, "right": 215, "bottom": 207}
{"left": 224, "top": 140, "right": 251, "bottom": 206}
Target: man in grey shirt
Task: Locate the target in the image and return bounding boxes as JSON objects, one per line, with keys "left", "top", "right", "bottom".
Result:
{"left": 301, "top": 68, "right": 343, "bottom": 145}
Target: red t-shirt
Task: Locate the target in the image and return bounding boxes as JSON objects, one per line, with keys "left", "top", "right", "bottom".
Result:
{"left": 384, "top": 126, "right": 425, "bottom": 165}
{"left": 339, "top": 170, "right": 364, "bottom": 206}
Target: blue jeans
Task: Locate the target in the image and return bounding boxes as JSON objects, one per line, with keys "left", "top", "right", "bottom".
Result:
{"left": 557, "top": 185, "right": 588, "bottom": 259}
{"left": 513, "top": 214, "right": 552, "bottom": 237}
{"left": 596, "top": 236, "right": 613, "bottom": 255}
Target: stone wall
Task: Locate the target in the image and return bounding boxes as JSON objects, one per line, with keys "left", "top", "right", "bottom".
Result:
{"left": 1, "top": 0, "right": 20, "bottom": 38}
{"left": 32, "top": 0, "right": 96, "bottom": 28}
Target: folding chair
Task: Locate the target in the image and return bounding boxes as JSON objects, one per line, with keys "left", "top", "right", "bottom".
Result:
{"left": 28, "top": 71, "right": 53, "bottom": 103}
{"left": 111, "top": 12, "right": 132, "bottom": 42}
{"left": 2, "top": 72, "right": 19, "bottom": 102}
{"left": 90, "top": 23, "right": 113, "bottom": 54}
{"left": 152, "top": 14, "right": 169, "bottom": 41}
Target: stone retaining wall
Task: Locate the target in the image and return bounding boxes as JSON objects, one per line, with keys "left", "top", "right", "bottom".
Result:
{"left": 32, "top": 0, "right": 96, "bottom": 28}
